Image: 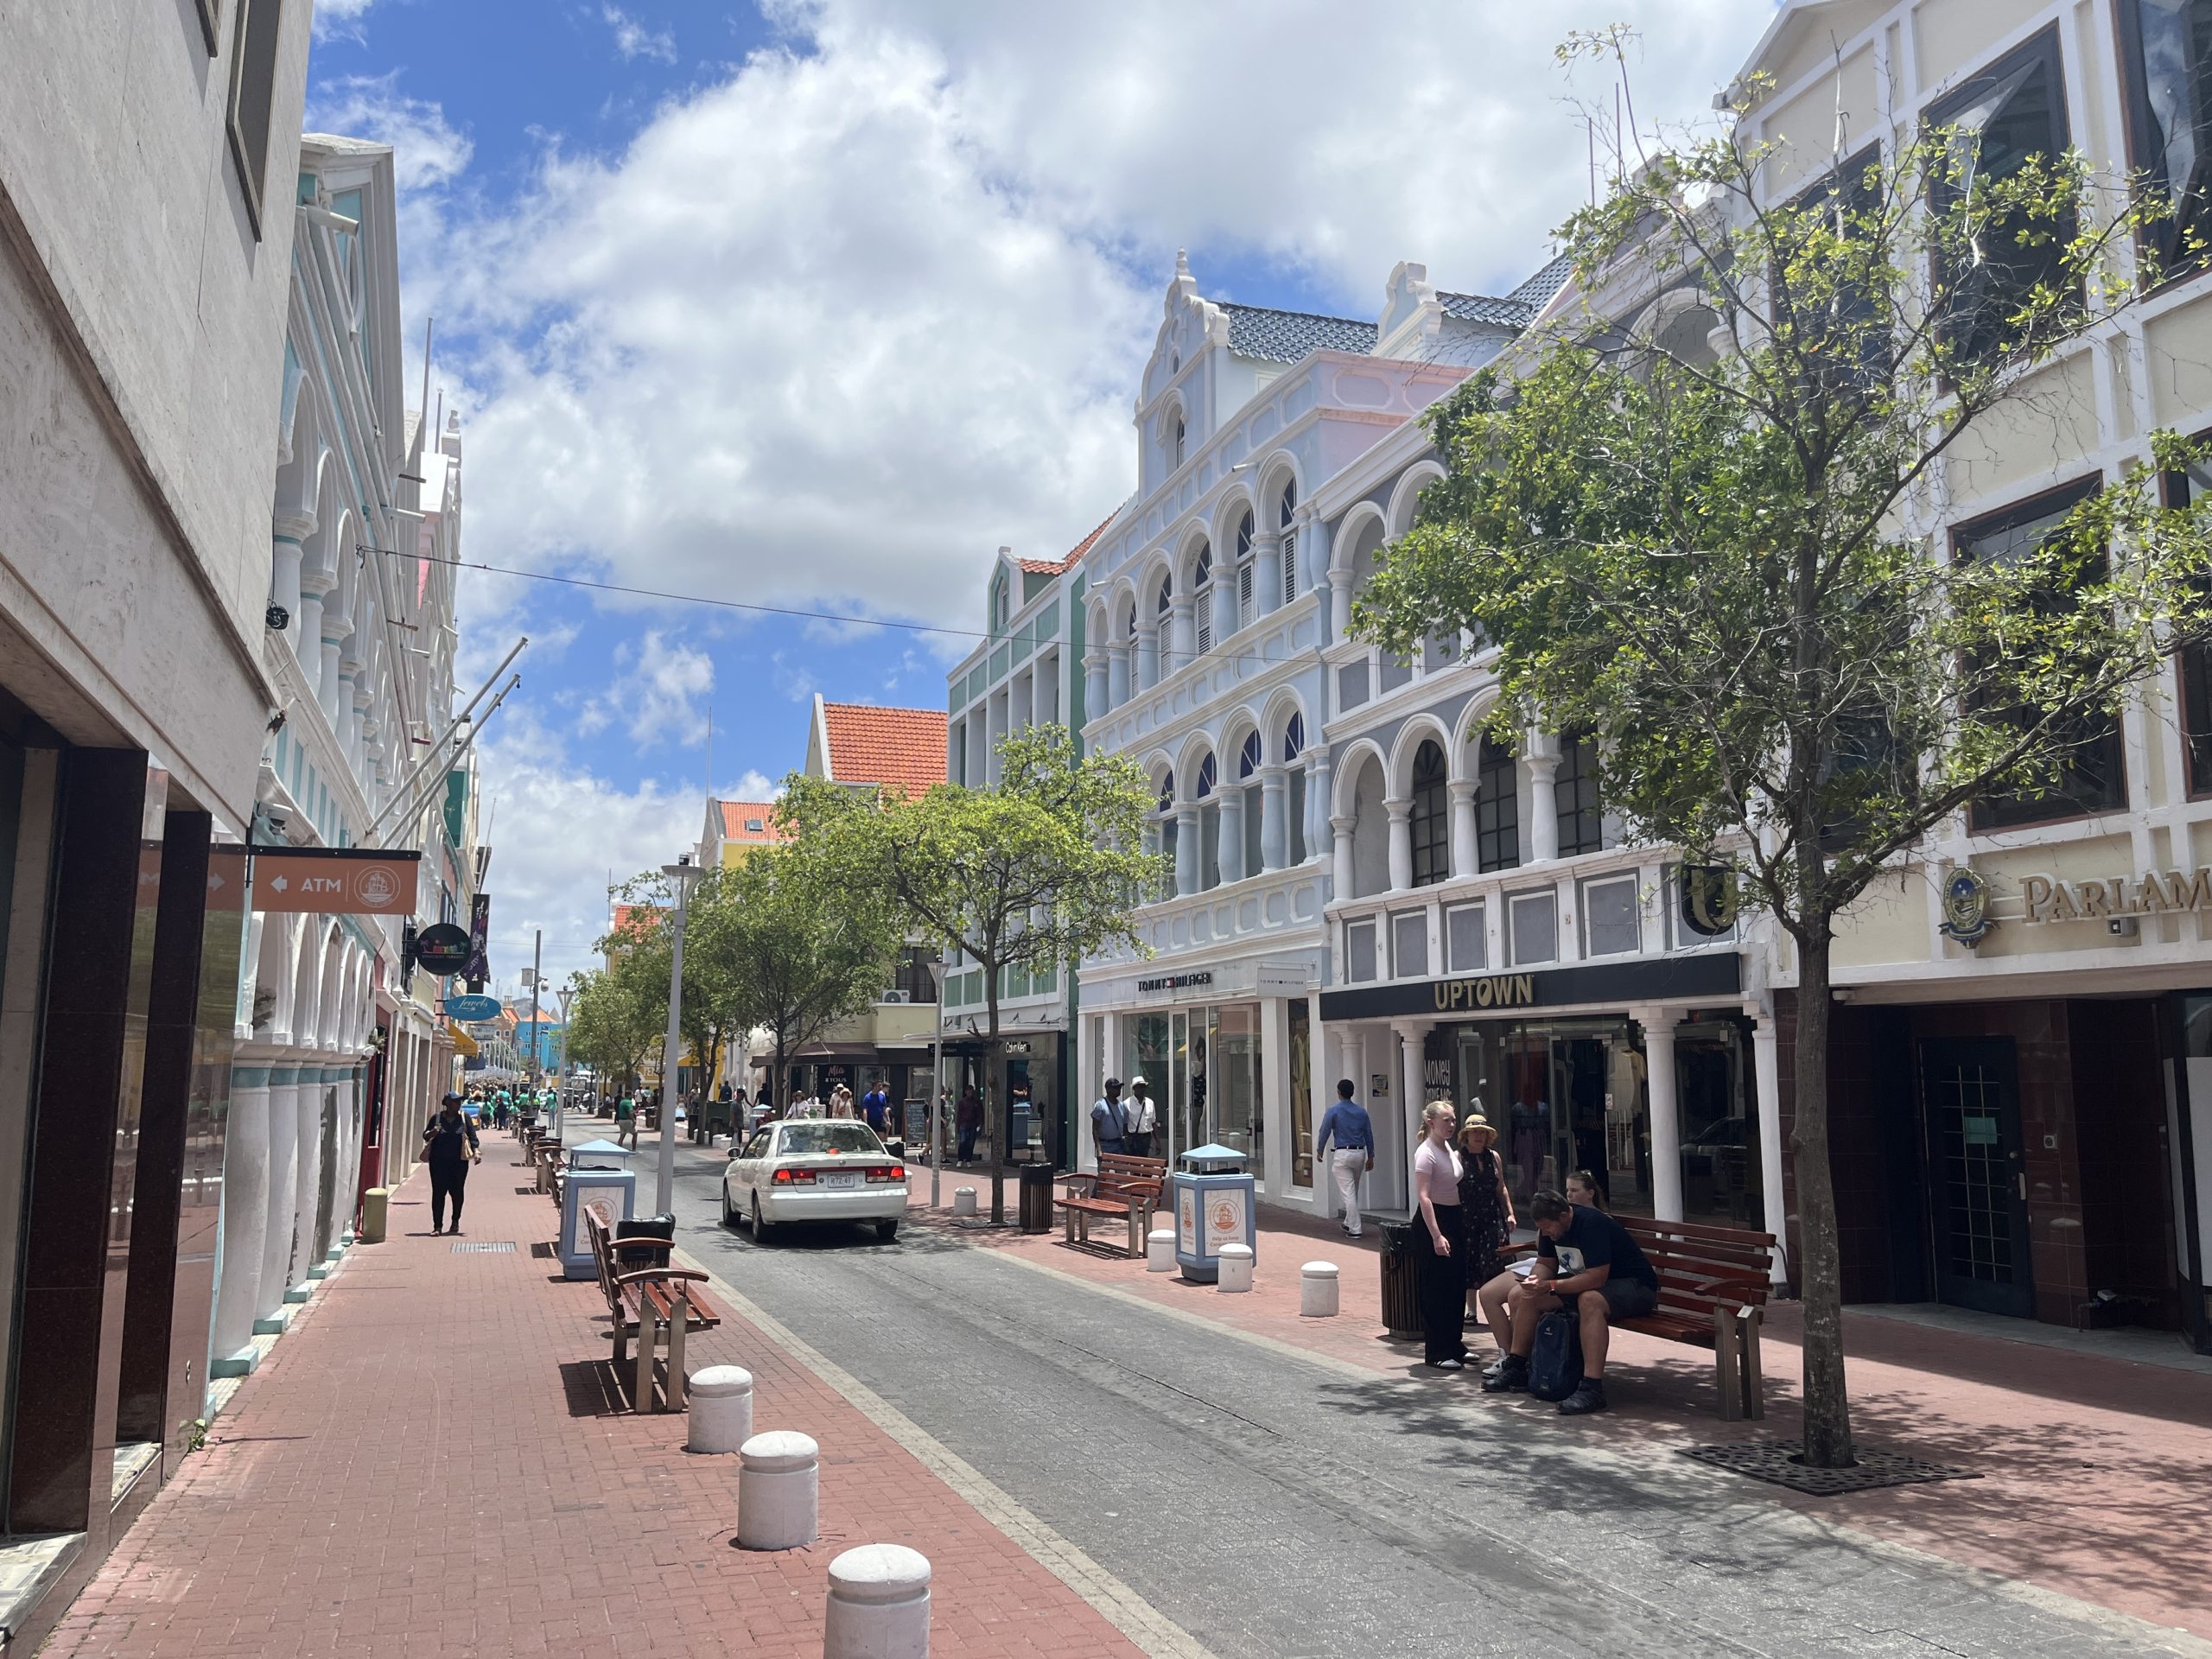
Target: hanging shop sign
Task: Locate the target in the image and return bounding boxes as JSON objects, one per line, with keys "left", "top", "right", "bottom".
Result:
{"left": 2020, "top": 868, "right": 2212, "bottom": 924}
{"left": 465, "top": 893, "right": 492, "bottom": 989}
{"left": 251, "top": 848, "right": 419, "bottom": 914}
{"left": 442, "top": 994, "right": 504, "bottom": 1022}
{"left": 1319, "top": 951, "right": 1741, "bottom": 1022}
{"left": 414, "top": 921, "right": 473, "bottom": 972}
{"left": 1679, "top": 864, "right": 1739, "bottom": 938}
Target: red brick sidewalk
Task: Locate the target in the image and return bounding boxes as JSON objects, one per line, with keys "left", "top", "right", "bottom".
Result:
{"left": 41, "top": 1137, "right": 1147, "bottom": 1659}
{"left": 929, "top": 1185, "right": 2212, "bottom": 1643}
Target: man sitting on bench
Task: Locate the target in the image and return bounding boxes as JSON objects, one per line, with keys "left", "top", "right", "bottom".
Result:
{"left": 1479, "top": 1190, "right": 1660, "bottom": 1416}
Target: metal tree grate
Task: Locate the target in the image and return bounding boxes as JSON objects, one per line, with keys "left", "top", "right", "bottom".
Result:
{"left": 449, "top": 1241, "right": 517, "bottom": 1255}
{"left": 1679, "top": 1441, "right": 1980, "bottom": 1497}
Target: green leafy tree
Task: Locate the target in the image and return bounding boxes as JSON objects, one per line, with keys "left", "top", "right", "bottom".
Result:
{"left": 564, "top": 959, "right": 661, "bottom": 1100}
{"left": 1353, "top": 65, "right": 2212, "bottom": 1466}
{"left": 785, "top": 726, "right": 1166, "bottom": 1222}
{"left": 611, "top": 867, "right": 753, "bottom": 1104}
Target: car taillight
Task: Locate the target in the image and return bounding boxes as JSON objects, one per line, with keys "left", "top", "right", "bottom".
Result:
{"left": 864, "top": 1164, "right": 905, "bottom": 1184}
{"left": 773, "top": 1168, "right": 817, "bottom": 1185}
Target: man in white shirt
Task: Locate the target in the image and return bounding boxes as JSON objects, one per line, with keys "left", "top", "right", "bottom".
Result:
{"left": 1126, "top": 1076, "right": 1159, "bottom": 1158}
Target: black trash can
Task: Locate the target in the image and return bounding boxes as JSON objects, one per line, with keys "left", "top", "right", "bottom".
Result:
{"left": 1380, "top": 1221, "right": 1421, "bottom": 1340}
{"left": 1018, "top": 1165, "right": 1056, "bottom": 1234}
{"left": 614, "top": 1213, "right": 676, "bottom": 1269}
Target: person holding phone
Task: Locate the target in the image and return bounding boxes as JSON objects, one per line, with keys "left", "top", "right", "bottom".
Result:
{"left": 422, "top": 1092, "right": 480, "bottom": 1236}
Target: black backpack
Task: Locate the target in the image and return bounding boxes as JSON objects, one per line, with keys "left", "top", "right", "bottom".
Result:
{"left": 1528, "top": 1307, "right": 1585, "bottom": 1402}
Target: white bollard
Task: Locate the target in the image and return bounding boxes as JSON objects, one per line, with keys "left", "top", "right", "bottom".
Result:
{"left": 952, "top": 1186, "right": 976, "bottom": 1218}
{"left": 1300, "top": 1260, "right": 1340, "bottom": 1318}
{"left": 1217, "top": 1242, "right": 1254, "bottom": 1293}
{"left": 823, "top": 1543, "right": 931, "bottom": 1659}
{"left": 1146, "top": 1227, "right": 1176, "bottom": 1273}
{"left": 737, "top": 1431, "right": 819, "bottom": 1550}
{"left": 688, "top": 1365, "right": 754, "bottom": 1454}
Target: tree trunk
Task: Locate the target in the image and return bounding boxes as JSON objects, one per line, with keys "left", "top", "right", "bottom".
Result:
{"left": 985, "top": 969, "right": 1005, "bottom": 1224}
{"left": 774, "top": 1033, "right": 788, "bottom": 1114}
{"left": 1791, "top": 931, "right": 1854, "bottom": 1468}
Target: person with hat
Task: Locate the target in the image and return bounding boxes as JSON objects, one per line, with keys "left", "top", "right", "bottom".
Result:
{"left": 1124, "top": 1077, "right": 1158, "bottom": 1158}
{"left": 423, "top": 1092, "right": 480, "bottom": 1236}
{"left": 1456, "top": 1110, "right": 1516, "bottom": 1325}
{"left": 1090, "top": 1077, "right": 1131, "bottom": 1164}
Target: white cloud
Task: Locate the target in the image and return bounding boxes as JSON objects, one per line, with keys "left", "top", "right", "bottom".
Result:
{"left": 604, "top": 6, "right": 677, "bottom": 63}
{"left": 307, "top": 74, "right": 474, "bottom": 192}
{"left": 313, "top": 0, "right": 380, "bottom": 43}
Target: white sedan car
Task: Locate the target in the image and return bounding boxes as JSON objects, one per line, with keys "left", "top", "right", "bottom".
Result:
{"left": 722, "top": 1120, "right": 907, "bottom": 1242}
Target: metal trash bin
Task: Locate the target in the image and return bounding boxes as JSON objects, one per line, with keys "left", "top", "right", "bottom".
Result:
{"left": 615, "top": 1212, "right": 675, "bottom": 1271}
{"left": 1018, "top": 1165, "right": 1055, "bottom": 1233}
{"left": 1380, "top": 1222, "right": 1421, "bottom": 1340}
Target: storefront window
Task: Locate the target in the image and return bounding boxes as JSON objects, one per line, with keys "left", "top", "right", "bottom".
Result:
{"left": 1677, "top": 1020, "right": 1760, "bottom": 1229}
{"left": 1210, "top": 1004, "right": 1259, "bottom": 1162}
{"left": 1289, "top": 1001, "right": 1313, "bottom": 1187}
{"left": 1453, "top": 1018, "right": 1649, "bottom": 1214}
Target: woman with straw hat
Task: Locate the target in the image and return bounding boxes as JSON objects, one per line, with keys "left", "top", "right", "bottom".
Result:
{"left": 1457, "top": 1111, "right": 1516, "bottom": 1325}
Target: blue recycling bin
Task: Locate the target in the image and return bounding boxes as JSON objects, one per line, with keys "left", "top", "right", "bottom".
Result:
{"left": 1171, "top": 1143, "right": 1256, "bottom": 1282}
{"left": 559, "top": 1138, "right": 637, "bottom": 1280}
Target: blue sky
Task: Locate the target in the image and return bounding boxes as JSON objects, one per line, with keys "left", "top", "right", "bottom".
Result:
{"left": 304, "top": 0, "right": 1776, "bottom": 988}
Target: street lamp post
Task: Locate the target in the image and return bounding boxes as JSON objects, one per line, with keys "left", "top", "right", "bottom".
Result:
{"left": 656, "top": 855, "right": 705, "bottom": 1214}
{"left": 924, "top": 953, "right": 947, "bottom": 1209}
{"left": 554, "top": 982, "right": 575, "bottom": 1149}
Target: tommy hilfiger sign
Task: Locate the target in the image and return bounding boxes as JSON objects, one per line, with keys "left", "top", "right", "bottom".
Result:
{"left": 2020, "top": 868, "right": 2212, "bottom": 924}
{"left": 1137, "top": 970, "right": 1215, "bottom": 994}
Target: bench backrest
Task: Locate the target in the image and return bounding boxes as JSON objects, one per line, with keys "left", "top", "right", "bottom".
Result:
{"left": 1095, "top": 1154, "right": 1166, "bottom": 1202}
{"left": 1620, "top": 1217, "right": 1775, "bottom": 1317}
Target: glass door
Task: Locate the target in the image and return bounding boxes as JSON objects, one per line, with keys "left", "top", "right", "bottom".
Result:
{"left": 1920, "top": 1038, "right": 2035, "bottom": 1319}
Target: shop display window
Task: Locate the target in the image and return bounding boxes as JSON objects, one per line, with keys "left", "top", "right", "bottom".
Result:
{"left": 1289, "top": 1001, "right": 1313, "bottom": 1188}
{"left": 1446, "top": 901, "right": 1486, "bottom": 971}
{"left": 1208, "top": 1005, "right": 1260, "bottom": 1163}
{"left": 1675, "top": 1020, "right": 1761, "bottom": 1229}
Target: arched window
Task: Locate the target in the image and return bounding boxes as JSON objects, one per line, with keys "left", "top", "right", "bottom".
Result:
{"left": 994, "top": 576, "right": 1009, "bottom": 632}
{"left": 1279, "top": 480, "right": 1300, "bottom": 604}
{"left": 1410, "top": 741, "right": 1448, "bottom": 887}
{"left": 1195, "top": 753, "right": 1216, "bottom": 798}
{"left": 1192, "top": 542, "right": 1214, "bottom": 652}
{"left": 1555, "top": 731, "right": 1606, "bottom": 856}
{"left": 1477, "top": 735, "right": 1520, "bottom": 872}
{"left": 1195, "top": 753, "right": 1220, "bottom": 889}
{"left": 1154, "top": 769, "right": 1178, "bottom": 884}
{"left": 1235, "top": 509, "right": 1256, "bottom": 629}
{"left": 1239, "top": 732, "right": 1263, "bottom": 877}
{"left": 1173, "top": 416, "right": 1186, "bottom": 467}
{"left": 1155, "top": 578, "right": 1171, "bottom": 620}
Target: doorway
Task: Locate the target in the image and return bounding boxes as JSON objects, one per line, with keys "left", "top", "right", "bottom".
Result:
{"left": 1919, "top": 1038, "right": 2035, "bottom": 1318}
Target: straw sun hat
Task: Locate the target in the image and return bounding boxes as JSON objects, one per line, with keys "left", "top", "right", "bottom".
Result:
{"left": 1456, "top": 1114, "right": 1498, "bottom": 1147}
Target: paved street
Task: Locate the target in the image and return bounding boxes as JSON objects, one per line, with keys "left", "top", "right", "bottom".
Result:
{"left": 657, "top": 1140, "right": 2204, "bottom": 1659}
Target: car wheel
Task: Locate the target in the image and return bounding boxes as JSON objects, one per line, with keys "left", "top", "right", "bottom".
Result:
{"left": 752, "top": 1195, "right": 775, "bottom": 1243}
{"left": 874, "top": 1218, "right": 899, "bottom": 1243}
{"left": 721, "top": 1180, "right": 737, "bottom": 1228}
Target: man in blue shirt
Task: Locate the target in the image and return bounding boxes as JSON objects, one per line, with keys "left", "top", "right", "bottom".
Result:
{"left": 1313, "top": 1079, "right": 1376, "bottom": 1237}
{"left": 861, "top": 1084, "right": 891, "bottom": 1136}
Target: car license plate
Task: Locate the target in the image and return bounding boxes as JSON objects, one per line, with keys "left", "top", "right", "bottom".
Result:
{"left": 820, "top": 1172, "right": 861, "bottom": 1189}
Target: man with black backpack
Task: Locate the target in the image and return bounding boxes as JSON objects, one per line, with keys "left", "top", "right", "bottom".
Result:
{"left": 1480, "top": 1189, "right": 1659, "bottom": 1415}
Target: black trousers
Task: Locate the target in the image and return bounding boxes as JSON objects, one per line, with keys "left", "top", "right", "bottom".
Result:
{"left": 1414, "top": 1204, "right": 1467, "bottom": 1364}
{"left": 429, "top": 1160, "right": 470, "bottom": 1230}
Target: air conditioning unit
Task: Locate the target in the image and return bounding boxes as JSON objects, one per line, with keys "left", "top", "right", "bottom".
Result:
{"left": 881, "top": 989, "right": 912, "bottom": 1003}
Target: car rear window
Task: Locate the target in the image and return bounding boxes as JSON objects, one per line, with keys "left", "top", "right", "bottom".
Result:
{"left": 778, "top": 1123, "right": 884, "bottom": 1157}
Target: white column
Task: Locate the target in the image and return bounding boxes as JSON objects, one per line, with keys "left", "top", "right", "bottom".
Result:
{"left": 1638, "top": 1009, "right": 1683, "bottom": 1222}
{"left": 1448, "top": 780, "right": 1478, "bottom": 879}
{"left": 1217, "top": 790, "right": 1243, "bottom": 886}
{"left": 1253, "top": 531, "right": 1283, "bottom": 619}
{"left": 1169, "top": 598, "right": 1196, "bottom": 671}
{"left": 1135, "top": 628, "right": 1159, "bottom": 692}
{"left": 1328, "top": 571, "right": 1353, "bottom": 648}
{"left": 1083, "top": 651, "right": 1106, "bottom": 720}
{"left": 1393, "top": 1019, "right": 1432, "bottom": 1205}
{"left": 1213, "top": 573, "right": 1238, "bottom": 646}
{"left": 296, "top": 564, "right": 330, "bottom": 689}
{"left": 1175, "top": 808, "right": 1199, "bottom": 895}
{"left": 1107, "top": 644, "right": 1130, "bottom": 709}
{"left": 1525, "top": 740, "right": 1560, "bottom": 863}
{"left": 210, "top": 1064, "right": 272, "bottom": 1366}
{"left": 1385, "top": 801, "right": 1413, "bottom": 893}
{"left": 294, "top": 1068, "right": 325, "bottom": 1281}
{"left": 1260, "top": 996, "right": 1290, "bottom": 1193}
{"left": 1305, "top": 990, "right": 1328, "bottom": 1200}
{"left": 1258, "top": 766, "right": 1287, "bottom": 874}
{"left": 1306, "top": 747, "right": 1332, "bottom": 865}
{"left": 1331, "top": 814, "right": 1356, "bottom": 903}
{"left": 257, "top": 1068, "right": 301, "bottom": 1319}
{"left": 1751, "top": 1012, "right": 1789, "bottom": 1285}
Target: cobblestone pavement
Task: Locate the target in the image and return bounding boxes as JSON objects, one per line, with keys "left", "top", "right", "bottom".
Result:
{"left": 668, "top": 1144, "right": 2212, "bottom": 1658}
{"left": 40, "top": 1133, "right": 1152, "bottom": 1659}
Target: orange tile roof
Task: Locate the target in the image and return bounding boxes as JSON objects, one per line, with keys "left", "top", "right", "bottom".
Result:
{"left": 1013, "top": 509, "right": 1118, "bottom": 575}
{"left": 715, "top": 800, "right": 785, "bottom": 842}
{"left": 822, "top": 702, "right": 948, "bottom": 796}
{"left": 609, "top": 903, "right": 660, "bottom": 941}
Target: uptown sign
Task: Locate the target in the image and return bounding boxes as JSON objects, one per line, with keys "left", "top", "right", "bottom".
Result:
{"left": 2020, "top": 868, "right": 2212, "bottom": 924}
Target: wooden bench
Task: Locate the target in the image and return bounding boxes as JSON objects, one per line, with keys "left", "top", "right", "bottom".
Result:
{"left": 1056, "top": 1154, "right": 1166, "bottom": 1256}
{"left": 582, "top": 1210, "right": 721, "bottom": 1413}
{"left": 1516, "top": 1216, "right": 1774, "bottom": 1420}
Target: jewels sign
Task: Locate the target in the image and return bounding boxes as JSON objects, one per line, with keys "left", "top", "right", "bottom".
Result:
{"left": 252, "top": 849, "right": 418, "bottom": 914}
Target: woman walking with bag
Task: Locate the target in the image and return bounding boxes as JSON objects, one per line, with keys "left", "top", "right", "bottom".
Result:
{"left": 1413, "top": 1101, "right": 1469, "bottom": 1370}
{"left": 423, "top": 1092, "right": 480, "bottom": 1236}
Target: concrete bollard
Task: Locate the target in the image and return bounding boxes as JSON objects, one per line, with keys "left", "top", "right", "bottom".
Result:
{"left": 738, "top": 1432, "right": 819, "bottom": 1550}
{"left": 359, "top": 1187, "right": 389, "bottom": 1244}
{"left": 688, "top": 1365, "right": 754, "bottom": 1454}
{"left": 1217, "top": 1243, "right": 1254, "bottom": 1293}
{"left": 1146, "top": 1228, "right": 1176, "bottom": 1273}
{"left": 952, "top": 1186, "right": 976, "bottom": 1217}
{"left": 1300, "top": 1260, "right": 1340, "bottom": 1318}
{"left": 824, "top": 1543, "right": 931, "bottom": 1659}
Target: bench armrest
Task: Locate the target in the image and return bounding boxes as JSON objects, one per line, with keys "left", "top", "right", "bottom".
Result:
{"left": 615, "top": 1268, "right": 710, "bottom": 1287}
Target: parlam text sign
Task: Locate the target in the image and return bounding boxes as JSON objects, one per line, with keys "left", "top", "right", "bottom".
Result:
{"left": 252, "top": 849, "right": 419, "bottom": 915}
{"left": 2020, "top": 868, "right": 2212, "bottom": 924}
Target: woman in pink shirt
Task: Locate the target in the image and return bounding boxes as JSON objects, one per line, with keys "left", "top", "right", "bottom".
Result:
{"left": 1411, "top": 1101, "right": 1468, "bottom": 1369}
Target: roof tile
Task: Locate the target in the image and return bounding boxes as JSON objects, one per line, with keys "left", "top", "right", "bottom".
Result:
{"left": 822, "top": 702, "right": 949, "bottom": 796}
{"left": 715, "top": 799, "right": 785, "bottom": 842}
{"left": 1222, "top": 304, "right": 1377, "bottom": 365}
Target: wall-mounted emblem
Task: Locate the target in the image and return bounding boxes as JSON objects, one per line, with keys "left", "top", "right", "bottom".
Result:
{"left": 1939, "top": 868, "right": 1994, "bottom": 945}
{"left": 1679, "top": 864, "right": 1739, "bottom": 938}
